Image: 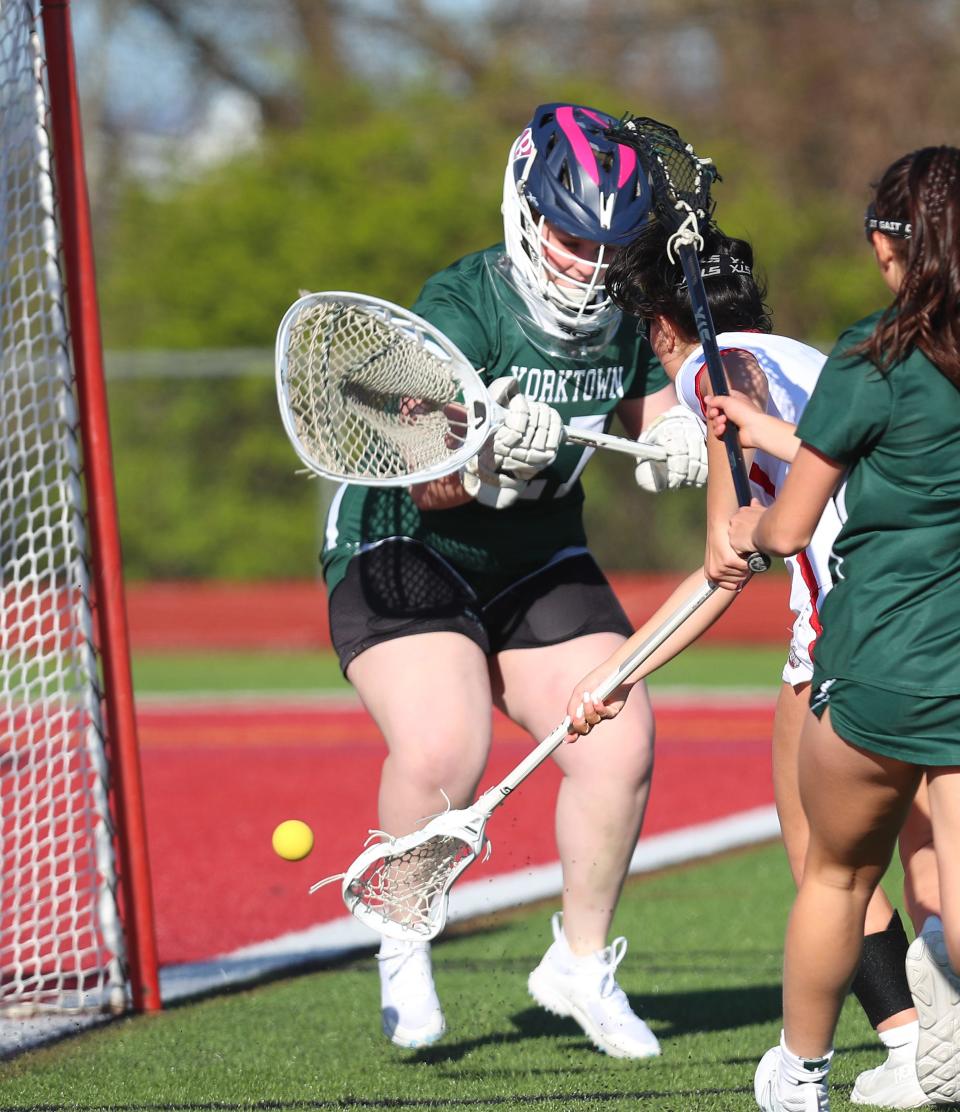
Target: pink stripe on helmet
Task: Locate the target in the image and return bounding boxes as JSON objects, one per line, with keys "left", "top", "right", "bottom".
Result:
{"left": 556, "top": 105, "right": 600, "bottom": 186}
{"left": 615, "top": 145, "right": 637, "bottom": 188}
{"left": 561, "top": 106, "right": 637, "bottom": 189}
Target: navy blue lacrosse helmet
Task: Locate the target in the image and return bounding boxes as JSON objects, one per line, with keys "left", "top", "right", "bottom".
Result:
{"left": 502, "top": 103, "right": 652, "bottom": 332}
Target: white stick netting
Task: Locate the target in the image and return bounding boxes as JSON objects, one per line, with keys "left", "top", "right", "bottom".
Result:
{"left": 0, "top": 0, "right": 126, "bottom": 1015}
{"left": 346, "top": 835, "right": 476, "bottom": 940}
{"left": 280, "top": 299, "right": 473, "bottom": 481}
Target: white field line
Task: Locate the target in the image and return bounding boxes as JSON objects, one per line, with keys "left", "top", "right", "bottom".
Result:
{"left": 159, "top": 804, "right": 780, "bottom": 1003}
{"left": 0, "top": 1012, "right": 111, "bottom": 1055}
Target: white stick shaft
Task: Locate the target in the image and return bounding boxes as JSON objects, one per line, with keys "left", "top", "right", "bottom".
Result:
{"left": 561, "top": 425, "right": 666, "bottom": 462}
{"left": 473, "top": 578, "right": 718, "bottom": 817}
{"left": 488, "top": 400, "right": 666, "bottom": 463}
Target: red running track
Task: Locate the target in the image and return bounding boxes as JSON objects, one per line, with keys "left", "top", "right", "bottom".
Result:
{"left": 137, "top": 696, "right": 776, "bottom": 966}
{"left": 122, "top": 575, "right": 793, "bottom": 652}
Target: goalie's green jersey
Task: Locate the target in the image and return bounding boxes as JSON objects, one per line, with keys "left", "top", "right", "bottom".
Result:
{"left": 797, "top": 311, "right": 960, "bottom": 695}
{"left": 322, "top": 245, "right": 668, "bottom": 598}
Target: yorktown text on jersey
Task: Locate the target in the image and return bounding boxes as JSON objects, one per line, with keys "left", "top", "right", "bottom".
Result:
{"left": 509, "top": 364, "right": 627, "bottom": 404}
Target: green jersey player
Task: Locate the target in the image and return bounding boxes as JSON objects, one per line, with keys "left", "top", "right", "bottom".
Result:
{"left": 322, "top": 103, "right": 707, "bottom": 1056}
{"left": 732, "top": 146, "right": 960, "bottom": 1112}
{"left": 567, "top": 221, "right": 937, "bottom": 1109}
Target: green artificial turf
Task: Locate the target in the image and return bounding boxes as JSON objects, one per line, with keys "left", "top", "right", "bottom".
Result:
{"left": 0, "top": 843, "right": 906, "bottom": 1110}
{"left": 131, "top": 648, "right": 351, "bottom": 695}
{"left": 130, "top": 643, "right": 787, "bottom": 696}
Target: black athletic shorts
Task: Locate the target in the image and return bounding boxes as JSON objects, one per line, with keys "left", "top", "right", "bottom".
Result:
{"left": 328, "top": 538, "right": 633, "bottom": 674}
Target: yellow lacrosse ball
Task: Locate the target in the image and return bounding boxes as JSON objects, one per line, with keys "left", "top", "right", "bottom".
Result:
{"left": 272, "top": 819, "right": 314, "bottom": 861}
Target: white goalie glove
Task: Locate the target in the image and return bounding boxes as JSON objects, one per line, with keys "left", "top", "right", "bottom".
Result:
{"left": 462, "top": 377, "right": 563, "bottom": 509}
{"left": 634, "top": 405, "right": 708, "bottom": 493}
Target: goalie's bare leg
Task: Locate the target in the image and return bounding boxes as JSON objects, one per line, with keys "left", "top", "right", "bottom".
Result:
{"left": 493, "top": 632, "right": 661, "bottom": 1059}
{"left": 333, "top": 540, "right": 662, "bottom": 1055}
{"left": 347, "top": 630, "right": 494, "bottom": 1049}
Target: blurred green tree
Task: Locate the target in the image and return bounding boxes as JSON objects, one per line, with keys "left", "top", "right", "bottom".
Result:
{"left": 90, "top": 0, "right": 957, "bottom": 579}
{"left": 95, "top": 81, "right": 892, "bottom": 579}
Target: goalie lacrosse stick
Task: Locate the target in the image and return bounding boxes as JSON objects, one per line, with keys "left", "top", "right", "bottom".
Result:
{"left": 312, "top": 577, "right": 718, "bottom": 942}
{"left": 275, "top": 291, "right": 667, "bottom": 487}
{"left": 605, "top": 116, "right": 771, "bottom": 573}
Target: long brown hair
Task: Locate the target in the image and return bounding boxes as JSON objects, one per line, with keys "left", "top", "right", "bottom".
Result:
{"left": 856, "top": 146, "right": 960, "bottom": 386}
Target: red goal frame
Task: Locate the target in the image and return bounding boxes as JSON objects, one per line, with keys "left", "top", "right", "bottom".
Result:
{"left": 39, "top": 0, "right": 161, "bottom": 1014}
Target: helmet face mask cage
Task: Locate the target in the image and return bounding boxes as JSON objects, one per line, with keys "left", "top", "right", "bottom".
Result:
{"left": 502, "top": 103, "right": 653, "bottom": 338}
{"left": 485, "top": 252, "right": 622, "bottom": 361}
{"left": 516, "top": 194, "right": 613, "bottom": 326}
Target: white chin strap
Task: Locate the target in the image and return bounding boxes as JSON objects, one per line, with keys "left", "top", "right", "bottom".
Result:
{"left": 534, "top": 214, "right": 608, "bottom": 315}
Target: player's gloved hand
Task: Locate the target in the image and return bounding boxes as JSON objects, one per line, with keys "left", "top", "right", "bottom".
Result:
{"left": 490, "top": 376, "right": 563, "bottom": 479}
{"left": 462, "top": 377, "right": 562, "bottom": 509}
{"left": 461, "top": 446, "right": 526, "bottom": 508}
{"left": 634, "top": 405, "right": 708, "bottom": 493}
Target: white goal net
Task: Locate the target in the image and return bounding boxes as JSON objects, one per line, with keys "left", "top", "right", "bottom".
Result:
{"left": 0, "top": 0, "right": 128, "bottom": 1015}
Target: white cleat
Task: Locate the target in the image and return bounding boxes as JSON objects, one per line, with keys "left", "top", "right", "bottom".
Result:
{"left": 755, "top": 1045, "right": 830, "bottom": 1112}
{"left": 906, "top": 928, "right": 960, "bottom": 1105}
{"left": 850, "top": 1044, "right": 931, "bottom": 1107}
{"left": 377, "top": 937, "right": 446, "bottom": 1049}
{"left": 527, "top": 912, "right": 660, "bottom": 1059}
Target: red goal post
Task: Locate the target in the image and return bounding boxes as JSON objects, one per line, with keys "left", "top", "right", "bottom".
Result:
{"left": 1, "top": 0, "right": 160, "bottom": 1015}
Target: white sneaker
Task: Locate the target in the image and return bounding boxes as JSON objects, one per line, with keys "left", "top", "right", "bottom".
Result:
{"left": 850, "top": 1032, "right": 931, "bottom": 1108}
{"left": 755, "top": 1045, "right": 830, "bottom": 1112}
{"left": 527, "top": 912, "right": 660, "bottom": 1059}
{"left": 377, "top": 938, "right": 445, "bottom": 1048}
{"left": 906, "top": 928, "right": 960, "bottom": 1104}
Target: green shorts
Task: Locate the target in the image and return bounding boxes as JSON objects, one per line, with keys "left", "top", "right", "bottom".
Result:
{"left": 809, "top": 673, "right": 960, "bottom": 766}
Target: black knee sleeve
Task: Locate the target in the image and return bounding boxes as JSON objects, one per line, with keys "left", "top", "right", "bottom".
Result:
{"left": 849, "top": 910, "right": 914, "bottom": 1029}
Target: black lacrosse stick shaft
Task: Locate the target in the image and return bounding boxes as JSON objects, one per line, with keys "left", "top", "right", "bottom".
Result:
{"left": 676, "top": 248, "right": 752, "bottom": 508}
{"left": 678, "top": 248, "right": 770, "bottom": 574}
{"left": 608, "top": 113, "right": 770, "bottom": 573}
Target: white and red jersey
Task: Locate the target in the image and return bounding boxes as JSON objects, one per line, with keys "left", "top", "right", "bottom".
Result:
{"left": 674, "top": 331, "right": 840, "bottom": 684}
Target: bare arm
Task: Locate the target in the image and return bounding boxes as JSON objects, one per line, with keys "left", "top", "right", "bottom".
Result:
{"left": 703, "top": 352, "right": 769, "bottom": 589}
{"left": 729, "top": 444, "right": 845, "bottom": 558}
{"left": 409, "top": 471, "right": 473, "bottom": 511}
{"left": 705, "top": 391, "right": 801, "bottom": 462}
{"left": 565, "top": 567, "right": 737, "bottom": 737}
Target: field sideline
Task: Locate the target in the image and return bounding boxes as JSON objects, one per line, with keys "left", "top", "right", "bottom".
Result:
{"left": 129, "top": 642, "right": 790, "bottom": 697}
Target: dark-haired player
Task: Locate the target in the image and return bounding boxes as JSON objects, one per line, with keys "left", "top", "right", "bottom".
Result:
{"left": 566, "top": 221, "right": 930, "bottom": 1107}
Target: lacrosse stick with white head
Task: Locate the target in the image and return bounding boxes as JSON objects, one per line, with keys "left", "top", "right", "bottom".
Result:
{"left": 275, "top": 292, "right": 666, "bottom": 488}
{"left": 312, "top": 578, "right": 718, "bottom": 942}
